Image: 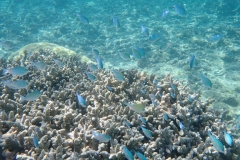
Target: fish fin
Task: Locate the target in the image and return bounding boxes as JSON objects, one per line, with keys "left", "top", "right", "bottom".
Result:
{"left": 90, "top": 129, "right": 96, "bottom": 140}
{"left": 109, "top": 138, "right": 114, "bottom": 147}
{"left": 2, "top": 80, "right": 10, "bottom": 85}
{"left": 207, "top": 130, "right": 212, "bottom": 136}
{"left": 26, "top": 63, "right": 32, "bottom": 68}
{"left": 19, "top": 95, "right": 25, "bottom": 103}
{"left": 223, "top": 146, "right": 227, "bottom": 154}
{"left": 132, "top": 149, "right": 137, "bottom": 154}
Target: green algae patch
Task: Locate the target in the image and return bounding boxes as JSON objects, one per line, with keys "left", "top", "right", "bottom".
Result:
{"left": 8, "top": 42, "right": 93, "bottom": 64}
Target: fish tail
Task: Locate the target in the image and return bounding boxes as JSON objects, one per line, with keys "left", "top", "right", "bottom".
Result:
{"left": 1, "top": 69, "right": 7, "bottom": 75}
{"left": 19, "top": 95, "right": 25, "bottom": 103}
{"left": 207, "top": 131, "right": 212, "bottom": 137}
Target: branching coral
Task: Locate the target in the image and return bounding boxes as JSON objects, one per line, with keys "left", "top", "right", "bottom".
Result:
{"left": 0, "top": 48, "right": 239, "bottom": 160}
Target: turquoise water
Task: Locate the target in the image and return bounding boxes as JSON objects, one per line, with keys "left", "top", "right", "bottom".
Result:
{"left": 2, "top": 0, "right": 239, "bottom": 109}
{"left": 0, "top": 0, "right": 240, "bottom": 159}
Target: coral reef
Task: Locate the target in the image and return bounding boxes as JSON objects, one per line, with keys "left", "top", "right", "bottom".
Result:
{"left": 0, "top": 48, "right": 239, "bottom": 160}
{"left": 0, "top": 0, "right": 240, "bottom": 119}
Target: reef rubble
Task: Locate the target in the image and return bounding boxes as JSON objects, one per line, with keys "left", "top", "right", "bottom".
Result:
{"left": 0, "top": 47, "right": 239, "bottom": 160}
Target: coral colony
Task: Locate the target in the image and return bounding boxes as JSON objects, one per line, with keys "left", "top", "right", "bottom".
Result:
{"left": 0, "top": 44, "right": 239, "bottom": 160}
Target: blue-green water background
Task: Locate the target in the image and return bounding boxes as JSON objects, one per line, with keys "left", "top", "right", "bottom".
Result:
{"left": 1, "top": 0, "right": 240, "bottom": 113}
{"left": 0, "top": 0, "right": 238, "bottom": 51}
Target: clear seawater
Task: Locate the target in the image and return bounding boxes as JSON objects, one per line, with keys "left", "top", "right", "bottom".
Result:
{"left": 0, "top": 0, "right": 240, "bottom": 113}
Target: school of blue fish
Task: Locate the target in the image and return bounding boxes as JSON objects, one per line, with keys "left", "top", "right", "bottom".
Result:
{"left": 0, "top": 1, "right": 239, "bottom": 160}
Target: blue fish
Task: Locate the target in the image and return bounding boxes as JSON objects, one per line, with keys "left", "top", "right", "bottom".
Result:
{"left": 139, "top": 116, "right": 146, "bottom": 125}
{"left": 32, "top": 61, "right": 46, "bottom": 70}
{"left": 88, "top": 64, "right": 98, "bottom": 72}
{"left": 135, "top": 151, "right": 147, "bottom": 160}
{"left": 158, "top": 92, "right": 162, "bottom": 97}
{"left": 152, "top": 100, "right": 157, "bottom": 107}
{"left": 179, "top": 121, "right": 184, "bottom": 130}
{"left": 150, "top": 94, "right": 156, "bottom": 100}
{"left": 119, "top": 52, "right": 130, "bottom": 60}
{"left": 170, "top": 90, "right": 175, "bottom": 98}
{"left": 125, "top": 102, "right": 145, "bottom": 113}
{"left": 2, "top": 66, "right": 28, "bottom": 76}
{"left": 76, "top": 92, "right": 86, "bottom": 107}
{"left": 141, "top": 89, "right": 146, "bottom": 94}
{"left": 19, "top": 90, "right": 41, "bottom": 103}
{"left": 170, "top": 83, "right": 177, "bottom": 91}
{"left": 113, "top": 16, "right": 120, "bottom": 30}
{"left": 85, "top": 72, "right": 96, "bottom": 81}
{"left": 132, "top": 48, "right": 142, "bottom": 60}
{"left": 200, "top": 74, "right": 212, "bottom": 88}
{"left": 33, "top": 130, "right": 39, "bottom": 147}
{"left": 208, "top": 131, "right": 224, "bottom": 153}
{"left": 134, "top": 45, "right": 145, "bottom": 57}
{"left": 188, "top": 95, "right": 196, "bottom": 102}
{"left": 149, "top": 34, "right": 160, "bottom": 42}
{"left": 153, "top": 79, "right": 158, "bottom": 85}
{"left": 0, "top": 40, "right": 13, "bottom": 50}
{"left": 3, "top": 80, "right": 28, "bottom": 89}
{"left": 53, "top": 58, "right": 64, "bottom": 67}
{"left": 122, "top": 146, "right": 134, "bottom": 160}
{"left": 96, "top": 56, "right": 103, "bottom": 69}
{"left": 77, "top": 13, "right": 89, "bottom": 24}
{"left": 106, "top": 86, "right": 114, "bottom": 91}
{"left": 112, "top": 69, "right": 124, "bottom": 81}
{"left": 161, "top": 10, "right": 170, "bottom": 18}
{"left": 141, "top": 25, "right": 149, "bottom": 36}
{"left": 91, "top": 130, "right": 111, "bottom": 143}
{"left": 209, "top": 34, "right": 224, "bottom": 42}
{"left": 223, "top": 131, "right": 233, "bottom": 146}
{"left": 163, "top": 113, "right": 169, "bottom": 121}
{"left": 124, "top": 120, "right": 131, "bottom": 128}
{"left": 92, "top": 48, "right": 99, "bottom": 57}
{"left": 189, "top": 55, "right": 196, "bottom": 69}
{"left": 174, "top": 4, "right": 186, "bottom": 15}
{"left": 142, "top": 79, "right": 147, "bottom": 84}
{"left": 141, "top": 126, "right": 152, "bottom": 139}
